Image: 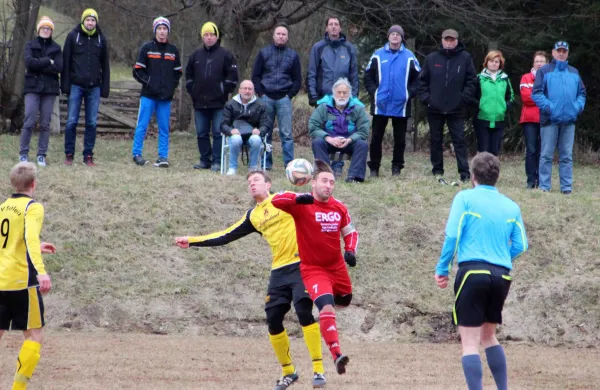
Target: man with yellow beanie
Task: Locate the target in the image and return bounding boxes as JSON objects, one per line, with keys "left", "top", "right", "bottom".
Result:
{"left": 61, "top": 8, "right": 110, "bottom": 167}
{"left": 185, "top": 21, "right": 238, "bottom": 171}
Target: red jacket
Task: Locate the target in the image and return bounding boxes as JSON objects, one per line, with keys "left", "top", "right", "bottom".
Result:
{"left": 519, "top": 70, "right": 540, "bottom": 123}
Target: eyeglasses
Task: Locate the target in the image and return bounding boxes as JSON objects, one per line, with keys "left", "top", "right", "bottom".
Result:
{"left": 39, "top": 27, "right": 52, "bottom": 31}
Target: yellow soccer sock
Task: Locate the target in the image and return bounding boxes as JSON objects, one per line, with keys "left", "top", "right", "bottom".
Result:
{"left": 269, "top": 330, "right": 295, "bottom": 376}
{"left": 13, "top": 340, "right": 41, "bottom": 390}
{"left": 302, "top": 322, "right": 324, "bottom": 374}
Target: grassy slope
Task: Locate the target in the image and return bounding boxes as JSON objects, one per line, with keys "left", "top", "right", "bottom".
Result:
{"left": 1, "top": 133, "right": 598, "bottom": 346}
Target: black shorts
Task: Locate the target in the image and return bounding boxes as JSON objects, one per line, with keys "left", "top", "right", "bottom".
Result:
{"left": 265, "top": 262, "right": 310, "bottom": 310}
{"left": 453, "top": 262, "right": 512, "bottom": 327}
{"left": 0, "top": 288, "right": 45, "bottom": 331}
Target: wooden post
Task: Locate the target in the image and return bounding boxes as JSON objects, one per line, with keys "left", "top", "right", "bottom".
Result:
{"left": 50, "top": 97, "right": 61, "bottom": 134}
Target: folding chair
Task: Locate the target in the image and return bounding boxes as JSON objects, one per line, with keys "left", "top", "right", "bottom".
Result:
{"left": 220, "top": 134, "right": 270, "bottom": 175}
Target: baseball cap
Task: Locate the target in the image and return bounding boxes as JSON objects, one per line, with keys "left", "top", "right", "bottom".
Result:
{"left": 554, "top": 41, "right": 569, "bottom": 50}
{"left": 442, "top": 29, "right": 459, "bottom": 39}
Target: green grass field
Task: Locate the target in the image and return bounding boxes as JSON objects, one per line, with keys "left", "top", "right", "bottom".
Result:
{"left": 0, "top": 132, "right": 599, "bottom": 346}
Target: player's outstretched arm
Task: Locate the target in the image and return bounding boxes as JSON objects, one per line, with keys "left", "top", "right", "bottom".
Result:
{"left": 40, "top": 242, "right": 56, "bottom": 254}
{"left": 177, "top": 210, "right": 258, "bottom": 248}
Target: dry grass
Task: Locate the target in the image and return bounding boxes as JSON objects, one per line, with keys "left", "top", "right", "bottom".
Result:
{"left": 0, "top": 133, "right": 599, "bottom": 347}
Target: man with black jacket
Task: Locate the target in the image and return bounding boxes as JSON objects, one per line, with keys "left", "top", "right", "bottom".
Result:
{"left": 131, "top": 17, "right": 182, "bottom": 168}
{"left": 61, "top": 8, "right": 110, "bottom": 166}
{"left": 418, "top": 29, "right": 477, "bottom": 184}
{"left": 252, "top": 22, "right": 301, "bottom": 171}
{"left": 186, "top": 22, "right": 238, "bottom": 171}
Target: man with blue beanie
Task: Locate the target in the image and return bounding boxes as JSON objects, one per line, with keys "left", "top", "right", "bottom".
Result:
{"left": 435, "top": 152, "right": 528, "bottom": 390}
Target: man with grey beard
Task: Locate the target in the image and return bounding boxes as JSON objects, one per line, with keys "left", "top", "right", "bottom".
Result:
{"left": 308, "top": 78, "right": 370, "bottom": 183}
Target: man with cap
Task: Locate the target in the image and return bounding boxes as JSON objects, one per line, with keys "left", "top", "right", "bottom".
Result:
{"left": 185, "top": 21, "right": 238, "bottom": 171}
{"left": 532, "top": 41, "right": 586, "bottom": 195}
{"left": 251, "top": 22, "right": 302, "bottom": 170}
{"left": 61, "top": 8, "right": 110, "bottom": 166}
{"left": 132, "top": 17, "right": 182, "bottom": 168}
{"left": 418, "top": 29, "right": 477, "bottom": 185}
{"left": 307, "top": 16, "right": 359, "bottom": 107}
{"left": 364, "top": 25, "right": 420, "bottom": 178}
{"left": 20, "top": 16, "right": 63, "bottom": 167}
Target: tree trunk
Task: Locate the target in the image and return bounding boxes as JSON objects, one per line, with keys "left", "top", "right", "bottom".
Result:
{"left": 3, "top": 0, "right": 42, "bottom": 131}
{"left": 222, "top": 29, "right": 260, "bottom": 80}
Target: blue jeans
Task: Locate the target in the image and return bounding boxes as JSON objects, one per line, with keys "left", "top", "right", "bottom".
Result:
{"left": 195, "top": 109, "right": 223, "bottom": 166}
{"left": 311, "top": 138, "right": 368, "bottom": 180}
{"left": 229, "top": 134, "right": 262, "bottom": 170}
{"left": 522, "top": 122, "right": 541, "bottom": 187}
{"left": 262, "top": 96, "right": 294, "bottom": 169}
{"left": 132, "top": 96, "right": 172, "bottom": 159}
{"left": 539, "top": 123, "right": 575, "bottom": 192}
{"left": 64, "top": 85, "right": 101, "bottom": 157}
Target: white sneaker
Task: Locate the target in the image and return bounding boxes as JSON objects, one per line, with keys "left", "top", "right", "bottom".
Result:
{"left": 226, "top": 168, "right": 237, "bottom": 176}
{"left": 19, "top": 155, "right": 28, "bottom": 162}
{"left": 37, "top": 156, "right": 46, "bottom": 167}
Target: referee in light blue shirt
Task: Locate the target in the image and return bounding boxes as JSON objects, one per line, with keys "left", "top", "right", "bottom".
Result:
{"left": 435, "top": 152, "right": 528, "bottom": 390}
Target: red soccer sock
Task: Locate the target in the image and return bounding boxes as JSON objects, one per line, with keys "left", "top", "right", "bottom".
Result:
{"left": 319, "top": 312, "right": 342, "bottom": 359}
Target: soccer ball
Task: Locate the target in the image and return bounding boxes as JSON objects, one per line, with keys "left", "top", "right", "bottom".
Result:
{"left": 286, "top": 159, "right": 314, "bottom": 186}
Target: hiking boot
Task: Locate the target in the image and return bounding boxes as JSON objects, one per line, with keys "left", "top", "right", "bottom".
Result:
{"left": 312, "top": 373, "right": 326, "bottom": 388}
{"left": 133, "top": 155, "right": 149, "bottom": 166}
{"left": 274, "top": 371, "right": 299, "bottom": 390}
{"left": 369, "top": 168, "right": 379, "bottom": 178}
{"left": 36, "top": 156, "right": 46, "bottom": 167}
{"left": 333, "top": 167, "right": 343, "bottom": 180}
{"left": 19, "top": 155, "right": 28, "bottom": 162}
{"left": 345, "top": 177, "right": 361, "bottom": 183}
{"left": 226, "top": 168, "right": 237, "bottom": 176}
{"left": 335, "top": 354, "right": 349, "bottom": 375}
{"left": 392, "top": 165, "right": 401, "bottom": 177}
{"left": 193, "top": 161, "right": 211, "bottom": 170}
{"left": 64, "top": 154, "right": 74, "bottom": 166}
{"left": 562, "top": 190, "right": 572, "bottom": 195}
{"left": 153, "top": 158, "right": 169, "bottom": 168}
{"left": 211, "top": 163, "right": 220, "bottom": 172}
{"left": 83, "top": 155, "right": 96, "bottom": 167}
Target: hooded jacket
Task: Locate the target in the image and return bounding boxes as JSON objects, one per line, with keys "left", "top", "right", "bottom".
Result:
{"left": 519, "top": 69, "right": 540, "bottom": 124}
{"left": 418, "top": 41, "right": 477, "bottom": 114}
{"left": 185, "top": 42, "right": 238, "bottom": 109}
{"left": 532, "top": 60, "right": 586, "bottom": 126}
{"left": 251, "top": 43, "right": 302, "bottom": 100}
{"left": 133, "top": 38, "right": 182, "bottom": 101}
{"left": 61, "top": 24, "right": 110, "bottom": 97}
{"left": 475, "top": 69, "right": 515, "bottom": 128}
{"left": 306, "top": 33, "right": 359, "bottom": 102}
{"left": 364, "top": 42, "right": 420, "bottom": 117}
{"left": 309, "top": 95, "right": 370, "bottom": 143}
{"left": 24, "top": 36, "right": 63, "bottom": 95}
{"left": 220, "top": 95, "right": 270, "bottom": 137}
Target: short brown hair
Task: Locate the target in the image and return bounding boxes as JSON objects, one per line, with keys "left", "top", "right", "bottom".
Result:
{"left": 533, "top": 50, "right": 549, "bottom": 62}
{"left": 9, "top": 162, "right": 37, "bottom": 193}
{"left": 313, "top": 159, "right": 333, "bottom": 180}
{"left": 325, "top": 17, "right": 340, "bottom": 27}
{"left": 483, "top": 50, "right": 505, "bottom": 70}
{"left": 246, "top": 169, "right": 272, "bottom": 183}
{"left": 471, "top": 152, "right": 500, "bottom": 186}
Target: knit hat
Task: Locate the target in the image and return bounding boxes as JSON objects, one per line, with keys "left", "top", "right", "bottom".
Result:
{"left": 387, "top": 25, "right": 404, "bottom": 39}
{"left": 37, "top": 16, "right": 54, "bottom": 33}
{"left": 200, "top": 22, "right": 219, "bottom": 38}
{"left": 153, "top": 16, "right": 170, "bottom": 34}
{"left": 81, "top": 8, "right": 98, "bottom": 23}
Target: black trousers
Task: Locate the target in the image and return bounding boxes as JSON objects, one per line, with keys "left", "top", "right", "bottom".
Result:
{"left": 368, "top": 115, "right": 408, "bottom": 170}
{"left": 475, "top": 119, "right": 504, "bottom": 156}
{"left": 427, "top": 111, "right": 470, "bottom": 180}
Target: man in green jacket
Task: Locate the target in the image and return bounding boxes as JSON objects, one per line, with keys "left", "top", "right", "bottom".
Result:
{"left": 309, "top": 77, "right": 370, "bottom": 183}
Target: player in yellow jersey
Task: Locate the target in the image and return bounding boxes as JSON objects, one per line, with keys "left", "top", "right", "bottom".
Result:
{"left": 175, "top": 170, "right": 326, "bottom": 389}
{"left": 0, "top": 162, "right": 56, "bottom": 390}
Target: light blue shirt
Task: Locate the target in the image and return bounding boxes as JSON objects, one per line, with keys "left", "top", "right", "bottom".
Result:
{"left": 435, "top": 185, "right": 528, "bottom": 276}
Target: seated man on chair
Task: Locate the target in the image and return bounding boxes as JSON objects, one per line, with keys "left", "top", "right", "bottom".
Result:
{"left": 221, "top": 80, "right": 270, "bottom": 175}
{"left": 309, "top": 77, "right": 370, "bottom": 182}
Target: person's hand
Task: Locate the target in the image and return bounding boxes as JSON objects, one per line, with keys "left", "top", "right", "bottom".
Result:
{"left": 344, "top": 251, "right": 357, "bottom": 267}
{"left": 40, "top": 242, "right": 56, "bottom": 254}
{"left": 37, "top": 274, "right": 52, "bottom": 294}
{"left": 252, "top": 128, "right": 261, "bottom": 135}
{"left": 340, "top": 138, "right": 352, "bottom": 148}
{"left": 175, "top": 237, "right": 190, "bottom": 248}
{"left": 325, "top": 136, "right": 342, "bottom": 148}
{"left": 434, "top": 274, "right": 449, "bottom": 289}
{"left": 231, "top": 129, "right": 240, "bottom": 135}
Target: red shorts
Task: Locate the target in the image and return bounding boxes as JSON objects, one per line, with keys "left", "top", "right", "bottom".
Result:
{"left": 300, "top": 263, "right": 352, "bottom": 302}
